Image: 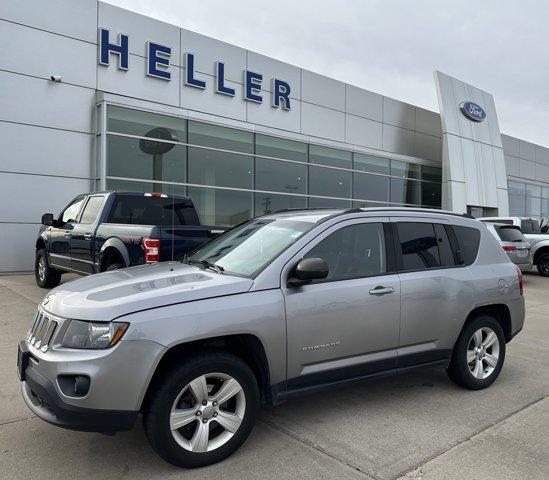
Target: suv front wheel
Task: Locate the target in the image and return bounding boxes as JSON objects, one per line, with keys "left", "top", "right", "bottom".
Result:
{"left": 447, "top": 315, "right": 506, "bottom": 390}
{"left": 143, "top": 352, "right": 259, "bottom": 468}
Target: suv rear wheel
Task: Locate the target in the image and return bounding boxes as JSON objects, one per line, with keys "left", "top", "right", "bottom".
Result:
{"left": 35, "top": 248, "right": 61, "bottom": 288}
{"left": 447, "top": 315, "right": 506, "bottom": 390}
{"left": 143, "top": 352, "right": 259, "bottom": 468}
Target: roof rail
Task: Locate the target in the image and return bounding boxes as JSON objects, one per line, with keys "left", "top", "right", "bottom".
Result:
{"left": 270, "top": 206, "right": 474, "bottom": 219}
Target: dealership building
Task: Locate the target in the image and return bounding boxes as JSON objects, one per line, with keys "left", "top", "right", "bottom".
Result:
{"left": 2, "top": 0, "right": 549, "bottom": 273}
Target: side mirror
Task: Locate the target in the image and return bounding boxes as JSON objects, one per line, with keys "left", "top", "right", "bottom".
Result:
{"left": 41, "top": 213, "right": 54, "bottom": 226}
{"left": 287, "top": 257, "right": 329, "bottom": 287}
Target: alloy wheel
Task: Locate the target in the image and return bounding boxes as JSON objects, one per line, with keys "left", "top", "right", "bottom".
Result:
{"left": 169, "top": 373, "right": 246, "bottom": 453}
{"left": 38, "top": 256, "right": 46, "bottom": 282}
{"left": 467, "top": 327, "right": 500, "bottom": 379}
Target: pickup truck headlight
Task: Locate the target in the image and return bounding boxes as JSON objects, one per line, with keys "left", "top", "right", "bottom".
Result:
{"left": 61, "top": 320, "right": 129, "bottom": 349}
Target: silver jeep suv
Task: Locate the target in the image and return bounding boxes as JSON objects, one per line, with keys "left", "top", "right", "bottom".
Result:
{"left": 18, "top": 208, "right": 525, "bottom": 468}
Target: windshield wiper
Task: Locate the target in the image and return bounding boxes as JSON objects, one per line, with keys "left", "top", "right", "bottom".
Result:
{"left": 183, "top": 256, "right": 224, "bottom": 274}
{"left": 201, "top": 260, "right": 224, "bottom": 274}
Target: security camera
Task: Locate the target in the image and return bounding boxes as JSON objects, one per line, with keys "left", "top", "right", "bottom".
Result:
{"left": 50, "top": 75, "right": 62, "bottom": 82}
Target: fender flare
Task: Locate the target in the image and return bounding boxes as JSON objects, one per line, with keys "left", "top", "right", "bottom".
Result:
{"left": 531, "top": 240, "right": 549, "bottom": 262}
{"left": 99, "top": 237, "right": 130, "bottom": 270}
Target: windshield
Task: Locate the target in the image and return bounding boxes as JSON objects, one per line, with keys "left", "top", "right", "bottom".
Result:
{"left": 187, "top": 217, "right": 315, "bottom": 277}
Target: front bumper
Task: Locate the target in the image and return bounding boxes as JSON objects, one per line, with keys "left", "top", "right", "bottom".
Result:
{"left": 21, "top": 365, "right": 137, "bottom": 433}
{"left": 18, "top": 336, "right": 165, "bottom": 432}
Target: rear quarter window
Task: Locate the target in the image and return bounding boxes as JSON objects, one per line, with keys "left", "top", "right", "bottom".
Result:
{"left": 452, "top": 225, "right": 481, "bottom": 266}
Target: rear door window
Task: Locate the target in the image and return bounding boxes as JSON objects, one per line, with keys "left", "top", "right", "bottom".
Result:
{"left": 79, "top": 196, "right": 105, "bottom": 224}
{"left": 496, "top": 226, "right": 526, "bottom": 242}
{"left": 396, "top": 222, "right": 441, "bottom": 271}
{"left": 107, "top": 196, "right": 199, "bottom": 226}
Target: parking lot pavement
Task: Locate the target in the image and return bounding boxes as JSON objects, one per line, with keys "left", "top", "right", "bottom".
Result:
{"left": 1, "top": 272, "right": 547, "bottom": 479}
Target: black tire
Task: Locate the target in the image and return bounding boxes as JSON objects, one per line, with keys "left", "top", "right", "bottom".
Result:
{"left": 447, "top": 315, "right": 506, "bottom": 390}
{"left": 536, "top": 253, "right": 549, "bottom": 277}
{"left": 34, "top": 248, "right": 61, "bottom": 288}
{"left": 143, "top": 352, "right": 259, "bottom": 468}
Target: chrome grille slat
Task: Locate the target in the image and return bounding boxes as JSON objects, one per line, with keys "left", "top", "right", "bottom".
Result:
{"left": 28, "top": 309, "right": 58, "bottom": 352}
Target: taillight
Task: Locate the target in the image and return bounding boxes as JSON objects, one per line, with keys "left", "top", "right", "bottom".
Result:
{"left": 502, "top": 245, "right": 517, "bottom": 254}
{"left": 516, "top": 265, "right": 523, "bottom": 296}
{"left": 142, "top": 238, "right": 160, "bottom": 263}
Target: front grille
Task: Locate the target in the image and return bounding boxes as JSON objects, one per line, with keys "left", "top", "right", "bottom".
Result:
{"left": 28, "top": 309, "right": 58, "bottom": 352}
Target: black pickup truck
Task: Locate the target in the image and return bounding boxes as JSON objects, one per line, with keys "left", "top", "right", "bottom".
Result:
{"left": 35, "top": 191, "right": 227, "bottom": 288}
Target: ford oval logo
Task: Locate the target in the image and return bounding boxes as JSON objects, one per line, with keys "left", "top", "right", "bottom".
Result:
{"left": 460, "top": 101, "right": 486, "bottom": 122}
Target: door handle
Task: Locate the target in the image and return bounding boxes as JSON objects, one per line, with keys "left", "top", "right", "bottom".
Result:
{"left": 63, "top": 233, "right": 71, "bottom": 238}
{"left": 83, "top": 234, "right": 92, "bottom": 240}
{"left": 369, "top": 286, "right": 394, "bottom": 296}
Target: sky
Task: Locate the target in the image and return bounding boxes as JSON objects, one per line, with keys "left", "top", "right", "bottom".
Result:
{"left": 104, "top": 0, "right": 548, "bottom": 147}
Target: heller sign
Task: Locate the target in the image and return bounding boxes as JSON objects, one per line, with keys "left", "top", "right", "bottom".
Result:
{"left": 98, "top": 28, "right": 292, "bottom": 111}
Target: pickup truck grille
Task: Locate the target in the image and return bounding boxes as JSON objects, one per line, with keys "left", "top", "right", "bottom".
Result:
{"left": 28, "top": 309, "right": 58, "bottom": 352}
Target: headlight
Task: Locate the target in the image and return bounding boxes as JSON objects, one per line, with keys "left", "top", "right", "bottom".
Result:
{"left": 61, "top": 320, "right": 129, "bottom": 349}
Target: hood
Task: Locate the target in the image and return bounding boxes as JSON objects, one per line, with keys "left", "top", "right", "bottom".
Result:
{"left": 42, "top": 262, "right": 253, "bottom": 321}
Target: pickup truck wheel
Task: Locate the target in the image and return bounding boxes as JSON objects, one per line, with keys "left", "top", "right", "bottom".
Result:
{"left": 105, "top": 263, "right": 124, "bottom": 271}
{"left": 536, "top": 253, "right": 549, "bottom": 277}
{"left": 35, "top": 249, "right": 61, "bottom": 288}
{"left": 447, "top": 315, "right": 505, "bottom": 390}
{"left": 143, "top": 352, "right": 259, "bottom": 468}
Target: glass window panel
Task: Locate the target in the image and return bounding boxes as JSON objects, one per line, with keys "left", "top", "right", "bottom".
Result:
{"left": 308, "top": 197, "right": 351, "bottom": 209}
{"left": 390, "top": 178, "right": 421, "bottom": 205}
{"left": 391, "top": 160, "right": 421, "bottom": 179}
{"left": 396, "top": 222, "right": 441, "bottom": 270}
{"left": 106, "top": 178, "right": 187, "bottom": 196}
{"left": 61, "top": 197, "right": 85, "bottom": 224}
{"left": 543, "top": 187, "right": 549, "bottom": 199}
{"left": 353, "top": 153, "right": 389, "bottom": 175}
{"left": 107, "top": 106, "right": 186, "bottom": 141}
{"left": 309, "top": 165, "right": 351, "bottom": 199}
{"left": 508, "top": 181, "right": 526, "bottom": 195}
{"left": 188, "top": 187, "right": 252, "bottom": 226}
{"left": 526, "top": 196, "right": 541, "bottom": 217}
{"left": 543, "top": 199, "right": 549, "bottom": 216}
{"left": 508, "top": 194, "right": 526, "bottom": 216}
{"left": 309, "top": 145, "right": 352, "bottom": 169}
{"left": 255, "top": 134, "right": 308, "bottom": 162}
{"left": 188, "top": 121, "right": 253, "bottom": 153}
{"left": 421, "top": 181, "right": 442, "bottom": 207}
{"left": 353, "top": 172, "right": 390, "bottom": 203}
{"left": 453, "top": 225, "right": 481, "bottom": 266}
{"left": 80, "top": 196, "right": 105, "bottom": 224}
{"left": 188, "top": 147, "right": 253, "bottom": 189}
{"left": 434, "top": 224, "right": 455, "bottom": 267}
{"left": 305, "top": 223, "right": 386, "bottom": 281}
{"left": 107, "top": 134, "right": 186, "bottom": 184}
{"left": 254, "top": 193, "right": 307, "bottom": 216}
{"left": 422, "top": 165, "right": 442, "bottom": 183}
{"left": 526, "top": 184, "right": 542, "bottom": 197}
{"left": 255, "top": 158, "right": 307, "bottom": 194}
